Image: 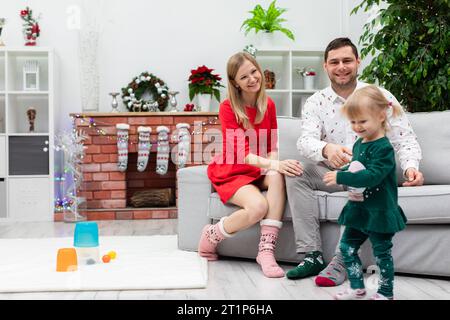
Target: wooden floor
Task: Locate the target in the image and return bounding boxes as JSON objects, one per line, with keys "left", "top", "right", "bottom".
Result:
{"left": 0, "top": 220, "right": 449, "bottom": 300}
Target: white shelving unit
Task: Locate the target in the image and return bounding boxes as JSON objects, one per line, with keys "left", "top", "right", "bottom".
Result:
{"left": 256, "top": 48, "right": 330, "bottom": 117}
{"left": 0, "top": 47, "right": 54, "bottom": 221}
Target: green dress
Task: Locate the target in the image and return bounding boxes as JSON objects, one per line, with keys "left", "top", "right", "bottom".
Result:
{"left": 336, "top": 136, "right": 407, "bottom": 234}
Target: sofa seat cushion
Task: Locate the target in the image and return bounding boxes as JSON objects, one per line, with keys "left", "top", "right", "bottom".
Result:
{"left": 326, "top": 185, "right": 450, "bottom": 224}
{"left": 207, "top": 191, "right": 328, "bottom": 221}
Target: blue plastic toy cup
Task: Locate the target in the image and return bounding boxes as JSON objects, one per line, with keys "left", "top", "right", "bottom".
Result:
{"left": 74, "top": 222, "right": 99, "bottom": 247}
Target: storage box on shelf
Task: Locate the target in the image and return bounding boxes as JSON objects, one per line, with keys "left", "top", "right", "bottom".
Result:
{"left": 256, "top": 48, "right": 329, "bottom": 117}
{"left": 0, "top": 47, "right": 54, "bottom": 222}
{"left": 64, "top": 112, "right": 221, "bottom": 221}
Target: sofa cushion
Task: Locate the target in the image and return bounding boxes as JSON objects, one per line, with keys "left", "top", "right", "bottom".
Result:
{"left": 326, "top": 185, "right": 450, "bottom": 224}
{"left": 277, "top": 117, "right": 303, "bottom": 161}
{"left": 207, "top": 190, "right": 328, "bottom": 221}
{"left": 402, "top": 111, "right": 450, "bottom": 185}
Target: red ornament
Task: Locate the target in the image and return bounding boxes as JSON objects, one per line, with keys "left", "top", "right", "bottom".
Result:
{"left": 184, "top": 103, "right": 195, "bottom": 111}
{"left": 32, "top": 24, "right": 40, "bottom": 34}
{"left": 20, "top": 10, "right": 28, "bottom": 16}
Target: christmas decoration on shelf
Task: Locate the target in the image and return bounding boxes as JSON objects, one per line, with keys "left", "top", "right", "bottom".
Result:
{"left": 167, "top": 91, "right": 179, "bottom": 112}
{"left": 121, "top": 72, "right": 169, "bottom": 112}
{"left": 109, "top": 92, "right": 120, "bottom": 113}
{"left": 20, "top": 7, "right": 41, "bottom": 46}
{"left": 23, "top": 60, "right": 40, "bottom": 91}
{"left": 243, "top": 44, "right": 257, "bottom": 57}
{"left": 184, "top": 103, "right": 195, "bottom": 112}
{"left": 295, "top": 67, "right": 316, "bottom": 90}
{"left": 0, "top": 18, "right": 6, "bottom": 46}
{"left": 54, "top": 125, "right": 88, "bottom": 223}
{"left": 26, "top": 107, "right": 36, "bottom": 133}
{"left": 264, "top": 69, "right": 276, "bottom": 89}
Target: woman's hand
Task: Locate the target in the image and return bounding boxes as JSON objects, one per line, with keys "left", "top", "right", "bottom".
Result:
{"left": 270, "top": 159, "right": 303, "bottom": 177}
{"left": 323, "top": 171, "right": 338, "bottom": 186}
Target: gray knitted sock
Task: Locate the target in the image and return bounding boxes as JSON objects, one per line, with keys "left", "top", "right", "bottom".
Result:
{"left": 315, "top": 252, "right": 347, "bottom": 287}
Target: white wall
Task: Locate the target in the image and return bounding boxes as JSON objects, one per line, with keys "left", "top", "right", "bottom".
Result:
{"left": 1, "top": 0, "right": 369, "bottom": 132}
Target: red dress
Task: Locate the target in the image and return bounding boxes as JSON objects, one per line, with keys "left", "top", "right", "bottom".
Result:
{"left": 207, "top": 97, "right": 278, "bottom": 203}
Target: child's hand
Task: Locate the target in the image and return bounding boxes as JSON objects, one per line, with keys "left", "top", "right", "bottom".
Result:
{"left": 323, "top": 171, "right": 338, "bottom": 186}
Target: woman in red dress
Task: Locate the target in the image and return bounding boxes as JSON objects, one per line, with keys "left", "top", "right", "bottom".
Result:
{"left": 198, "top": 52, "right": 303, "bottom": 278}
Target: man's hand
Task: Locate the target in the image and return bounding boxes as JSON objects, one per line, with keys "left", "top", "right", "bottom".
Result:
{"left": 323, "top": 143, "right": 353, "bottom": 168}
{"left": 323, "top": 171, "right": 338, "bottom": 186}
{"left": 402, "top": 168, "right": 424, "bottom": 186}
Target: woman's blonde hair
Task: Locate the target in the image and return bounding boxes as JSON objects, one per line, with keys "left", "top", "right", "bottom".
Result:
{"left": 226, "top": 52, "right": 267, "bottom": 129}
{"left": 342, "top": 85, "right": 403, "bottom": 130}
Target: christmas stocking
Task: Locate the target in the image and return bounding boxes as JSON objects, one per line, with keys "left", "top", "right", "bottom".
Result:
{"left": 176, "top": 123, "right": 191, "bottom": 168}
{"left": 156, "top": 126, "right": 170, "bottom": 175}
{"left": 116, "top": 123, "right": 130, "bottom": 172}
{"left": 137, "top": 126, "right": 152, "bottom": 172}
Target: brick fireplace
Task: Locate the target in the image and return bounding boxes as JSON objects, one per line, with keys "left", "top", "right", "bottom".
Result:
{"left": 54, "top": 112, "right": 220, "bottom": 221}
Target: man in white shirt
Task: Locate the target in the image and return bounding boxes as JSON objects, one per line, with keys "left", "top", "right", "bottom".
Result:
{"left": 285, "top": 38, "right": 424, "bottom": 286}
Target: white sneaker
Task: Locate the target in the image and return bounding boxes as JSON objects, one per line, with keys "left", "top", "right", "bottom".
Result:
{"left": 334, "top": 288, "right": 366, "bottom": 300}
{"left": 369, "top": 293, "right": 393, "bottom": 300}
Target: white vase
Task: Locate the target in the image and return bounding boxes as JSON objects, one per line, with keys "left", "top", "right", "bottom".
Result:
{"left": 303, "top": 75, "right": 315, "bottom": 90}
{"left": 197, "top": 94, "right": 212, "bottom": 112}
{"left": 258, "top": 31, "right": 277, "bottom": 48}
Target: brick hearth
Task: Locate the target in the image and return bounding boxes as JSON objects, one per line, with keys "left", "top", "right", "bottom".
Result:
{"left": 54, "top": 112, "right": 220, "bottom": 221}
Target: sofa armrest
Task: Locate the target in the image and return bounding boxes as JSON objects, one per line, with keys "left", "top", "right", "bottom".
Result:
{"left": 177, "top": 165, "right": 213, "bottom": 251}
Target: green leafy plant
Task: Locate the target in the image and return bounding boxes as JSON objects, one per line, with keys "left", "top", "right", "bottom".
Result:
{"left": 241, "top": 0, "right": 295, "bottom": 41}
{"left": 352, "top": 0, "right": 449, "bottom": 112}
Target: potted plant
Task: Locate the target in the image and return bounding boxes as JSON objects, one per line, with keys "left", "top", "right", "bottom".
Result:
{"left": 352, "top": 0, "right": 449, "bottom": 112}
{"left": 241, "top": 0, "right": 295, "bottom": 46}
{"left": 188, "top": 65, "right": 224, "bottom": 111}
{"left": 295, "top": 67, "right": 317, "bottom": 90}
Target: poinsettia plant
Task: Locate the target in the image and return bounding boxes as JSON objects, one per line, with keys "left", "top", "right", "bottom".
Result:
{"left": 188, "top": 65, "right": 224, "bottom": 102}
{"left": 295, "top": 67, "right": 316, "bottom": 76}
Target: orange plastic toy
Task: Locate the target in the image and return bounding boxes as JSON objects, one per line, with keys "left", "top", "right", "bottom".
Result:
{"left": 102, "top": 254, "right": 111, "bottom": 263}
{"left": 56, "top": 248, "right": 78, "bottom": 272}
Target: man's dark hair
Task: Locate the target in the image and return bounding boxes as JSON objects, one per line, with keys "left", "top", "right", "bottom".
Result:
{"left": 324, "top": 37, "right": 359, "bottom": 61}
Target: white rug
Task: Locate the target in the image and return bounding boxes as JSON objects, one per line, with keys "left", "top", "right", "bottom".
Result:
{"left": 0, "top": 235, "right": 207, "bottom": 292}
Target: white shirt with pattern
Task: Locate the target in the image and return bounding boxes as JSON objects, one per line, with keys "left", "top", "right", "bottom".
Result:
{"left": 298, "top": 81, "right": 422, "bottom": 173}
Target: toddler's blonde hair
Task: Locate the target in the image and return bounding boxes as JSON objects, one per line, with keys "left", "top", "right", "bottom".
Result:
{"left": 342, "top": 85, "right": 403, "bottom": 130}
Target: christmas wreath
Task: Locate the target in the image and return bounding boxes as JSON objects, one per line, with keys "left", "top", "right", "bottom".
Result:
{"left": 121, "top": 72, "right": 169, "bottom": 112}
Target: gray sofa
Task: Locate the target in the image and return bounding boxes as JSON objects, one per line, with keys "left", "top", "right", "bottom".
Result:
{"left": 177, "top": 110, "right": 450, "bottom": 277}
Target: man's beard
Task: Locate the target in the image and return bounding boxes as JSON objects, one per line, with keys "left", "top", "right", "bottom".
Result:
{"left": 330, "top": 73, "right": 358, "bottom": 90}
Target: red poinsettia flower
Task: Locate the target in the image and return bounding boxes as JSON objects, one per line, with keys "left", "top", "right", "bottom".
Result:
{"left": 191, "top": 76, "right": 205, "bottom": 84}
{"left": 188, "top": 64, "right": 224, "bottom": 102}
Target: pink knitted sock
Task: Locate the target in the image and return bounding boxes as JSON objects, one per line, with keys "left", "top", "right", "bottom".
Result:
{"left": 198, "top": 223, "right": 226, "bottom": 261}
{"left": 256, "top": 224, "right": 285, "bottom": 278}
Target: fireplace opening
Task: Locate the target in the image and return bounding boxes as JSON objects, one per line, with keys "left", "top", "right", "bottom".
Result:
{"left": 126, "top": 152, "right": 176, "bottom": 209}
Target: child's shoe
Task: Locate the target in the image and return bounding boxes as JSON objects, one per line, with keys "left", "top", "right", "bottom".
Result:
{"left": 334, "top": 288, "right": 366, "bottom": 300}
{"left": 369, "top": 293, "right": 393, "bottom": 300}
